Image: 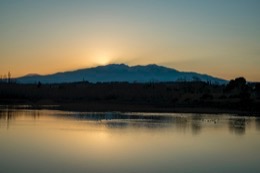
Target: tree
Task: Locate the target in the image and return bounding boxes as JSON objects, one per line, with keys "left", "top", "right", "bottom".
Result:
{"left": 37, "top": 81, "right": 42, "bottom": 88}
{"left": 225, "top": 77, "right": 247, "bottom": 92}
{"left": 3, "top": 74, "right": 7, "bottom": 83}
{"left": 234, "top": 77, "right": 246, "bottom": 88}
{"left": 225, "top": 77, "right": 252, "bottom": 109}
{"left": 8, "top": 71, "right": 11, "bottom": 83}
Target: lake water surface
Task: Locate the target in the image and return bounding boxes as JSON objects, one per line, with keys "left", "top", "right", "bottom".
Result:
{"left": 0, "top": 108, "right": 260, "bottom": 173}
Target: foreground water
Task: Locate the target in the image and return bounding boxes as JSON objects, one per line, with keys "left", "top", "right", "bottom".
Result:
{"left": 0, "top": 108, "right": 260, "bottom": 173}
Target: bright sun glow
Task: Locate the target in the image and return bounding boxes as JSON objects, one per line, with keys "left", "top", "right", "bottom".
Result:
{"left": 95, "top": 53, "right": 112, "bottom": 66}
{"left": 97, "top": 57, "right": 110, "bottom": 65}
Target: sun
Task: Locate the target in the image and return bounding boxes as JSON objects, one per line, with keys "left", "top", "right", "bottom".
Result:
{"left": 95, "top": 53, "right": 112, "bottom": 66}
{"left": 97, "top": 57, "right": 110, "bottom": 65}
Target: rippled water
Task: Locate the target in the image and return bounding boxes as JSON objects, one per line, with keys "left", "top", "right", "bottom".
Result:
{"left": 0, "top": 108, "right": 260, "bottom": 173}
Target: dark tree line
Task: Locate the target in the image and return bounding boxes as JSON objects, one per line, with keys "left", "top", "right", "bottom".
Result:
{"left": 0, "top": 76, "right": 259, "bottom": 114}
{"left": 0, "top": 72, "right": 13, "bottom": 83}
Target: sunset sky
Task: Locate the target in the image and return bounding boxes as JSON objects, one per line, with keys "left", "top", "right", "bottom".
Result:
{"left": 0, "top": 0, "right": 259, "bottom": 81}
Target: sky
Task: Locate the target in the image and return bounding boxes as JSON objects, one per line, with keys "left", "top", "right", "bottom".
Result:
{"left": 0, "top": 0, "right": 259, "bottom": 81}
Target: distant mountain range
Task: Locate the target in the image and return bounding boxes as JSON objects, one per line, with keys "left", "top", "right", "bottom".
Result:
{"left": 16, "top": 64, "right": 227, "bottom": 84}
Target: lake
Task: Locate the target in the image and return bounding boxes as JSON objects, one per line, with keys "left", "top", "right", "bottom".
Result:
{"left": 0, "top": 107, "right": 260, "bottom": 173}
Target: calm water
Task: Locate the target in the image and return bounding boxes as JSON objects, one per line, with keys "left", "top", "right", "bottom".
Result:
{"left": 0, "top": 108, "right": 260, "bottom": 173}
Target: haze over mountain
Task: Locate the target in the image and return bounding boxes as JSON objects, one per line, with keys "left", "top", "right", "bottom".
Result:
{"left": 16, "top": 64, "right": 227, "bottom": 84}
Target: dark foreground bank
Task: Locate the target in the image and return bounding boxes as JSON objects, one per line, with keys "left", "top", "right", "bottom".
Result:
{"left": 0, "top": 79, "right": 260, "bottom": 115}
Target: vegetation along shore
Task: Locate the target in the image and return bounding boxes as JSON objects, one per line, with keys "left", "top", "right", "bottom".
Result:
{"left": 0, "top": 77, "right": 259, "bottom": 115}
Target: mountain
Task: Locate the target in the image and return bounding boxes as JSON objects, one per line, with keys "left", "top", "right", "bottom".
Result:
{"left": 16, "top": 64, "right": 227, "bottom": 84}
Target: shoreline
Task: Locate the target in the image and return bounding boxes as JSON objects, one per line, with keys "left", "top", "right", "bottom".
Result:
{"left": 1, "top": 82, "right": 259, "bottom": 116}
{"left": 1, "top": 103, "right": 259, "bottom": 116}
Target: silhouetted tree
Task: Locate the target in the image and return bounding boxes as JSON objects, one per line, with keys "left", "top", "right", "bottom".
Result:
{"left": 225, "top": 77, "right": 247, "bottom": 92}
{"left": 37, "top": 81, "right": 42, "bottom": 88}
{"left": 224, "top": 77, "right": 252, "bottom": 109}
{"left": 235, "top": 77, "right": 246, "bottom": 88}
{"left": 3, "top": 74, "right": 7, "bottom": 83}
{"left": 8, "top": 71, "right": 11, "bottom": 83}
{"left": 255, "top": 83, "right": 260, "bottom": 99}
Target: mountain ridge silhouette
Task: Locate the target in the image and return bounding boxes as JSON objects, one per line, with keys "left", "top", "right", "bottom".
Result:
{"left": 16, "top": 64, "right": 227, "bottom": 84}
